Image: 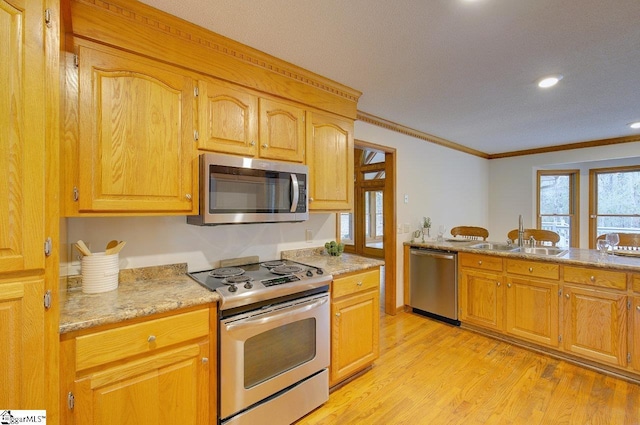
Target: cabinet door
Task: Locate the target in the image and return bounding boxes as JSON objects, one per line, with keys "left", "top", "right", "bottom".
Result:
{"left": 562, "top": 285, "right": 627, "bottom": 367}
{"left": 505, "top": 276, "right": 559, "bottom": 347}
{"left": 331, "top": 289, "right": 379, "bottom": 386}
{"left": 0, "top": 280, "right": 45, "bottom": 408}
{"left": 306, "top": 111, "right": 354, "bottom": 211}
{"left": 197, "top": 79, "right": 258, "bottom": 156}
{"left": 258, "top": 98, "right": 305, "bottom": 162}
{"left": 633, "top": 296, "right": 640, "bottom": 371}
{"left": 74, "top": 342, "right": 209, "bottom": 425}
{"left": 0, "top": 0, "right": 45, "bottom": 272}
{"left": 77, "top": 45, "right": 196, "bottom": 213}
{"left": 459, "top": 269, "right": 504, "bottom": 331}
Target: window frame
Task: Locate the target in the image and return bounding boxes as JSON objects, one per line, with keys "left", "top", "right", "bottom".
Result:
{"left": 589, "top": 165, "right": 640, "bottom": 248}
{"left": 536, "top": 169, "right": 579, "bottom": 248}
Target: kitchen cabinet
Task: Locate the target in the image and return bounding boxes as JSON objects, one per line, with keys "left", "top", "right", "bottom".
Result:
{"left": 505, "top": 276, "right": 559, "bottom": 348}
{"left": 459, "top": 253, "right": 504, "bottom": 331}
{"left": 60, "top": 307, "right": 213, "bottom": 425}
{"left": 197, "top": 78, "right": 259, "bottom": 156}
{"left": 562, "top": 284, "right": 627, "bottom": 367}
{"left": 0, "top": 279, "right": 45, "bottom": 408}
{"left": 68, "top": 42, "right": 197, "bottom": 214}
{"left": 258, "top": 98, "right": 305, "bottom": 162}
{"left": 632, "top": 296, "right": 640, "bottom": 371}
{"left": 330, "top": 268, "right": 380, "bottom": 387}
{"left": 1, "top": 0, "right": 45, "bottom": 273}
{"left": 306, "top": 111, "right": 355, "bottom": 211}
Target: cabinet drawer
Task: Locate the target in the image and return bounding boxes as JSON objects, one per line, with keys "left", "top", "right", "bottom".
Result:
{"left": 75, "top": 308, "right": 209, "bottom": 371}
{"left": 564, "top": 266, "right": 626, "bottom": 290}
{"left": 460, "top": 253, "right": 503, "bottom": 272}
{"left": 506, "top": 259, "right": 559, "bottom": 280}
{"left": 332, "top": 269, "right": 379, "bottom": 299}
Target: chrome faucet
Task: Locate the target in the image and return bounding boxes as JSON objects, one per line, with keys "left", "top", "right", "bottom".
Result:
{"left": 518, "top": 214, "right": 524, "bottom": 247}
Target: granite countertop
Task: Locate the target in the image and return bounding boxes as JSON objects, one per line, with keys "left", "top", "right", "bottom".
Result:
{"left": 405, "top": 239, "right": 640, "bottom": 272}
{"left": 60, "top": 250, "right": 382, "bottom": 334}
{"left": 59, "top": 263, "right": 219, "bottom": 334}
{"left": 281, "top": 248, "right": 385, "bottom": 275}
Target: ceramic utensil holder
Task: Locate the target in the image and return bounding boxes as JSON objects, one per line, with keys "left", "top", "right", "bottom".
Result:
{"left": 81, "top": 252, "right": 119, "bottom": 294}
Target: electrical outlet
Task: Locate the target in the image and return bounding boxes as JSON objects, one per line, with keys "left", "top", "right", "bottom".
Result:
{"left": 403, "top": 223, "right": 410, "bottom": 233}
{"left": 305, "top": 229, "right": 313, "bottom": 242}
{"left": 404, "top": 194, "right": 409, "bottom": 203}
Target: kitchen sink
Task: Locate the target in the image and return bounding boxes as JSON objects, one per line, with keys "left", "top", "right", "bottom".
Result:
{"left": 469, "top": 242, "right": 518, "bottom": 251}
{"left": 512, "top": 247, "right": 568, "bottom": 256}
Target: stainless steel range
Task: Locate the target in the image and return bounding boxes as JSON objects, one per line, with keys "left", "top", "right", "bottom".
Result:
{"left": 188, "top": 259, "right": 332, "bottom": 425}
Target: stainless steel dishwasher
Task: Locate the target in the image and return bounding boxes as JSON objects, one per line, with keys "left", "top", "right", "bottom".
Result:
{"left": 409, "top": 248, "right": 459, "bottom": 326}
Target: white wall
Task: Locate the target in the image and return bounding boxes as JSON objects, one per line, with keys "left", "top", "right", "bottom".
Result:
{"left": 489, "top": 142, "right": 640, "bottom": 248}
{"left": 355, "top": 121, "right": 490, "bottom": 307}
{"left": 65, "top": 214, "right": 336, "bottom": 275}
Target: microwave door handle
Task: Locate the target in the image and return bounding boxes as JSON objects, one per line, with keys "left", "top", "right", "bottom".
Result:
{"left": 290, "top": 174, "right": 299, "bottom": 212}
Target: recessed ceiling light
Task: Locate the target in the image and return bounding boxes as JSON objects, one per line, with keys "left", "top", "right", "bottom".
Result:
{"left": 537, "top": 75, "right": 563, "bottom": 88}
{"left": 630, "top": 121, "right": 640, "bottom": 129}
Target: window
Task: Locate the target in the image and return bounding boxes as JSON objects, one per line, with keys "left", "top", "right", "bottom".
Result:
{"left": 537, "top": 170, "right": 579, "bottom": 248}
{"left": 589, "top": 166, "right": 640, "bottom": 246}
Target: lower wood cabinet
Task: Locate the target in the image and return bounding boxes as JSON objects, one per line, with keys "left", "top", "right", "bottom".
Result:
{"left": 632, "top": 296, "right": 640, "bottom": 372}
{"left": 459, "top": 268, "right": 504, "bottom": 331}
{"left": 562, "top": 284, "right": 628, "bottom": 367}
{"left": 330, "top": 268, "right": 380, "bottom": 387}
{"left": 60, "top": 306, "right": 214, "bottom": 425}
{"left": 505, "top": 276, "right": 559, "bottom": 348}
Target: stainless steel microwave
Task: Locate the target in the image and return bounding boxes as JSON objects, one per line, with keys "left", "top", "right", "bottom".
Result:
{"left": 187, "top": 153, "right": 309, "bottom": 225}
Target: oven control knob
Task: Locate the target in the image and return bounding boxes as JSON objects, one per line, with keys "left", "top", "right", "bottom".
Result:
{"left": 306, "top": 270, "right": 313, "bottom": 277}
{"left": 244, "top": 282, "right": 253, "bottom": 289}
{"left": 228, "top": 285, "right": 238, "bottom": 293}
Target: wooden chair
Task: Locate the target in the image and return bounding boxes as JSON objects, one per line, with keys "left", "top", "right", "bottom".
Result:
{"left": 507, "top": 229, "right": 560, "bottom": 246}
{"left": 450, "top": 226, "right": 489, "bottom": 241}
{"left": 596, "top": 233, "right": 640, "bottom": 250}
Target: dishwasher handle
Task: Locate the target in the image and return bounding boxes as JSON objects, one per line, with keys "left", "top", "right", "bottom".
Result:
{"left": 410, "top": 249, "right": 456, "bottom": 261}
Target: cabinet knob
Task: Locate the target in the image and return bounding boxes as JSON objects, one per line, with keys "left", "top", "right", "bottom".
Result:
{"left": 637, "top": 305, "right": 640, "bottom": 311}
{"left": 528, "top": 267, "right": 533, "bottom": 272}
{"left": 147, "top": 335, "right": 156, "bottom": 343}
{"left": 507, "top": 283, "right": 512, "bottom": 288}
{"left": 478, "top": 260, "right": 482, "bottom": 265}
{"left": 335, "top": 312, "right": 341, "bottom": 317}
{"left": 590, "top": 275, "right": 595, "bottom": 281}
{"left": 185, "top": 194, "right": 192, "bottom": 200}
{"left": 250, "top": 141, "right": 255, "bottom": 146}
{"left": 262, "top": 144, "right": 268, "bottom": 148}
{"left": 357, "top": 281, "right": 363, "bottom": 286}
{"left": 309, "top": 197, "right": 314, "bottom": 202}
{"left": 201, "top": 357, "right": 209, "bottom": 364}
{"left": 566, "top": 293, "right": 570, "bottom": 299}
{"left": 496, "top": 281, "right": 501, "bottom": 287}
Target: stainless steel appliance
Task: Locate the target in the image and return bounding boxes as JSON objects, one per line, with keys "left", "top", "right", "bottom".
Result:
{"left": 187, "top": 153, "right": 309, "bottom": 225}
{"left": 409, "top": 248, "right": 460, "bottom": 326}
{"left": 188, "top": 259, "right": 331, "bottom": 425}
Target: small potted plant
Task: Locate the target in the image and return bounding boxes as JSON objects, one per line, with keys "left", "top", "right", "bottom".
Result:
{"left": 325, "top": 241, "right": 345, "bottom": 256}
{"left": 422, "top": 217, "right": 431, "bottom": 241}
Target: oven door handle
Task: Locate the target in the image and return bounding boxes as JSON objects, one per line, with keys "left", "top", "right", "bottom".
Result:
{"left": 224, "top": 296, "right": 328, "bottom": 332}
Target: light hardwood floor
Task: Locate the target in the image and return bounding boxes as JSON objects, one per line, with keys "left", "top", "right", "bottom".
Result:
{"left": 298, "top": 310, "right": 640, "bottom": 425}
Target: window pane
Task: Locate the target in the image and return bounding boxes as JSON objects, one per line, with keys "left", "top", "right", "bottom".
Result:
{"left": 596, "top": 216, "right": 640, "bottom": 237}
{"left": 365, "top": 190, "right": 383, "bottom": 249}
{"left": 340, "top": 212, "right": 354, "bottom": 245}
{"left": 540, "top": 175, "right": 569, "bottom": 215}
{"left": 596, "top": 170, "right": 640, "bottom": 215}
{"left": 540, "top": 216, "right": 571, "bottom": 248}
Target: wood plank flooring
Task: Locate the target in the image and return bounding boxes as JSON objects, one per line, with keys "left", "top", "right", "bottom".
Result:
{"left": 297, "top": 311, "right": 640, "bottom": 425}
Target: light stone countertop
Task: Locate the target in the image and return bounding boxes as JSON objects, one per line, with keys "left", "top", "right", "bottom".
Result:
{"left": 59, "top": 263, "right": 219, "bottom": 334}
{"left": 60, "top": 251, "right": 382, "bottom": 334}
{"left": 405, "top": 239, "right": 640, "bottom": 272}
{"left": 282, "top": 247, "right": 385, "bottom": 275}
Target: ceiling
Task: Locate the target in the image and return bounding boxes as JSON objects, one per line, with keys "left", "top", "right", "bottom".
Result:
{"left": 140, "top": 0, "right": 640, "bottom": 155}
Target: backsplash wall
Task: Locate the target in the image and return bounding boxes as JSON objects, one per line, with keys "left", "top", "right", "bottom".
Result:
{"left": 64, "top": 213, "right": 336, "bottom": 275}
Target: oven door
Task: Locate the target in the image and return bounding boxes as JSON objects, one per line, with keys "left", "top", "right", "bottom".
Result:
{"left": 219, "top": 293, "right": 329, "bottom": 420}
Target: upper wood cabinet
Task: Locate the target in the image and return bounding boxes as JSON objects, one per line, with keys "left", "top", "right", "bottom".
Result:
{"left": 1, "top": 0, "right": 45, "bottom": 272}
{"left": 197, "top": 79, "right": 258, "bottom": 156}
{"left": 258, "top": 98, "right": 305, "bottom": 162}
{"left": 70, "top": 43, "right": 197, "bottom": 214}
{"left": 306, "top": 111, "right": 354, "bottom": 211}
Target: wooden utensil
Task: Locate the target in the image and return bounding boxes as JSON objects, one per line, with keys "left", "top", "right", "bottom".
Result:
{"left": 105, "top": 241, "right": 126, "bottom": 255}
{"left": 106, "top": 240, "right": 119, "bottom": 250}
{"left": 75, "top": 240, "right": 92, "bottom": 256}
